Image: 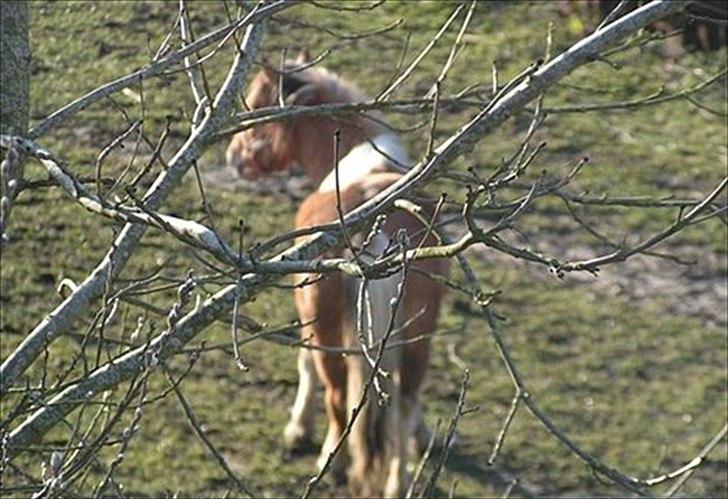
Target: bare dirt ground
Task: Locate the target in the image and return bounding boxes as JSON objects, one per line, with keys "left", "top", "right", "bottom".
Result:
{"left": 201, "top": 162, "right": 314, "bottom": 201}
{"left": 477, "top": 223, "right": 728, "bottom": 332}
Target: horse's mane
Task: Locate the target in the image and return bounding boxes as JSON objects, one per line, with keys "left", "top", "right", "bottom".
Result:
{"left": 298, "top": 65, "right": 368, "bottom": 103}
{"left": 255, "top": 61, "right": 370, "bottom": 107}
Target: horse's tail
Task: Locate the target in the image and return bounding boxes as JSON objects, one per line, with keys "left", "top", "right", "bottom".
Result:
{"left": 345, "top": 232, "right": 405, "bottom": 497}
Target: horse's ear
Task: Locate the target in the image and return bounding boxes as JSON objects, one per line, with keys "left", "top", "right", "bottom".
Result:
{"left": 295, "top": 49, "right": 312, "bottom": 65}
{"left": 284, "top": 82, "right": 319, "bottom": 106}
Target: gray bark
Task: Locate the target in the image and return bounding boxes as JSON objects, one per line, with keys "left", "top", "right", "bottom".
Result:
{"left": 0, "top": 1, "right": 29, "bottom": 136}
{"left": 0, "top": 1, "right": 30, "bottom": 238}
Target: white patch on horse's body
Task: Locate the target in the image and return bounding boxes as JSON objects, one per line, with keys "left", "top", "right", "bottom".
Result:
{"left": 358, "top": 231, "right": 390, "bottom": 264}
{"left": 318, "top": 133, "right": 410, "bottom": 193}
{"left": 356, "top": 231, "right": 400, "bottom": 343}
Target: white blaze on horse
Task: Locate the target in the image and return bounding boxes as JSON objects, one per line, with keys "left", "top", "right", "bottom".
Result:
{"left": 227, "top": 51, "right": 449, "bottom": 497}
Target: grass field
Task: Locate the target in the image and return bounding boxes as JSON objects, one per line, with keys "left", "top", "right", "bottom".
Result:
{"left": 1, "top": 1, "right": 727, "bottom": 497}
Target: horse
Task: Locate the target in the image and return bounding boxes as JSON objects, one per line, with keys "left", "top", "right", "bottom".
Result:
{"left": 227, "top": 50, "right": 449, "bottom": 497}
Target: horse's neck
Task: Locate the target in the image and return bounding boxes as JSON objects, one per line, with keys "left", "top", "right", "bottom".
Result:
{"left": 291, "top": 80, "right": 394, "bottom": 186}
{"left": 293, "top": 117, "right": 388, "bottom": 185}
{"left": 317, "top": 133, "right": 409, "bottom": 193}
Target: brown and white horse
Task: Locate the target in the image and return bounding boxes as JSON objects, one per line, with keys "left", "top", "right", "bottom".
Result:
{"left": 227, "top": 51, "right": 448, "bottom": 497}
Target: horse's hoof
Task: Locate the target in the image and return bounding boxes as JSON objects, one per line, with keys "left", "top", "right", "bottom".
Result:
{"left": 331, "top": 465, "right": 347, "bottom": 486}
{"left": 284, "top": 424, "right": 315, "bottom": 454}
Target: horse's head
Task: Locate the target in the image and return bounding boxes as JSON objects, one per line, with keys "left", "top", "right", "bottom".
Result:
{"left": 226, "top": 50, "right": 322, "bottom": 179}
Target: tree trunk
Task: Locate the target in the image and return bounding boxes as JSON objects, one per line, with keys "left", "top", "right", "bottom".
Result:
{"left": 0, "top": 1, "right": 30, "bottom": 135}
{"left": 0, "top": 1, "right": 30, "bottom": 239}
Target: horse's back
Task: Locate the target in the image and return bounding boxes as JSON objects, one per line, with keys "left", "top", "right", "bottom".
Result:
{"left": 295, "top": 172, "right": 401, "bottom": 231}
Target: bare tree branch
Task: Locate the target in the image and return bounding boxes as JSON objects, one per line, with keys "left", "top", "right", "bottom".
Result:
{"left": 0, "top": 12, "right": 268, "bottom": 395}
{"left": 2, "top": 0, "right": 690, "bottom": 459}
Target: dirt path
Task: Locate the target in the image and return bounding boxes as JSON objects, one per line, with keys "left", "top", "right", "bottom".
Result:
{"left": 469, "top": 222, "right": 728, "bottom": 332}
{"left": 201, "top": 163, "right": 313, "bottom": 201}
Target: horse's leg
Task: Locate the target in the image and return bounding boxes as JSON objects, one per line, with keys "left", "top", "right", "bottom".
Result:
{"left": 313, "top": 348, "right": 348, "bottom": 482}
{"left": 404, "top": 392, "right": 430, "bottom": 456}
{"left": 400, "top": 261, "right": 447, "bottom": 457}
{"left": 293, "top": 274, "right": 349, "bottom": 482}
{"left": 383, "top": 369, "right": 406, "bottom": 498}
{"left": 283, "top": 347, "right": 317, "bottom": 450}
